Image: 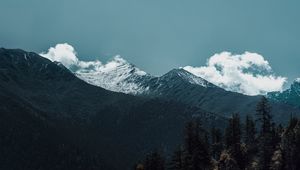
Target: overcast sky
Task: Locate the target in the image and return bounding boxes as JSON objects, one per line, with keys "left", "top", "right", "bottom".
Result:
{"left": 0, "top": 0, "right": 299, "bottom": 83}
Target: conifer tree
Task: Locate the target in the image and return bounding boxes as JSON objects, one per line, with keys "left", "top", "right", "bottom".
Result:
{"left": 256, "top": 97, "right": 276, "bottom": 170}
{"left": 225, "top": 114, "right": 241, "bottom": 149}
{"left": 168, "top": 146, "right": 183, "bottom": 170}
{"left": 244, "top": 114, "right": 257, "bottom": 166}
{"left": 224, "top": 113, "right": 246, "bottom": 169}
{"left": 143, "top": 151, "right": 165, "bottom": 170}
{"left": 244, "top": 115, "right": 256, "bottom": 146}
{"left": 293, "top": 122, "right": 300, "bottom": 169}
{"left": 270, "top": 149, "right": 284, "bottom": 170}
{"left": 183, "top": 120, "right": 212, "bottom": 170}
{"left": 218, "top": 150, "right": 240, "bottom": 170}
{"left": 281, "top": 117, "right": 300, "bottom": 170}
{"left": 211, "top": 126, "right": 223, "bottom": 160}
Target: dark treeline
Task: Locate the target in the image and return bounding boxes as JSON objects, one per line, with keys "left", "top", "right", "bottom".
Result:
{"left": 135, "top": 97, "right": 300, "bottom": 170}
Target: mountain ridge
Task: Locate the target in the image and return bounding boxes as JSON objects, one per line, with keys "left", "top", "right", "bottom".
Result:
{"left": 73, "top": 57, "right": 300, "bottom": 120}
{"left": 0, "top": 48, "right": 227, "bottom": 170}
{"left": 268, "top": 78, "right": 300, "bottom": 108}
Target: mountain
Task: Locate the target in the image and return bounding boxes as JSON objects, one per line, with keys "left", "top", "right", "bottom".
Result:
{"left": 75, "top": 56, "right": 153, "bottom": 94}
{"left": 1, "top": 48, "right": 299, "bottom": 169}
{"left": 0, "top": 48, "right": 226, "bottom": 170}
{"left": 75, "top": 59, "right": 214, "bottom": 95}
{"left": 75, "top": 60, "right": 300, "bottom": 121}
{"left": 268, "top": 78, "right": 300, "bottom": 108}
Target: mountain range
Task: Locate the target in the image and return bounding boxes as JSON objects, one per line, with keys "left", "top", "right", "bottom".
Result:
{"left": 0, "top": 48, "right": 300, "bottom": 169}
{"left": 0, "top": 48, "right": 226, "bottom": 170}
{"left": 75, "top": 56, "right": 300, "bottom": 120}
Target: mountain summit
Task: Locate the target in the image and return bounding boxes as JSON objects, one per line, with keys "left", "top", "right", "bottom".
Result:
{"left": 75, "top": 58, "right": 217, "bottom": 96}
{"left": 159, "top": 68, "right": 216, "bottom": 87}
{"left": 72, "top": 59, "right": 300, "bottom": 120}
{"left": 268, "top": 78, "right": 300, "bottom": 108}
{"left": 75, "top": 56, "right": 153, "bottom": 94}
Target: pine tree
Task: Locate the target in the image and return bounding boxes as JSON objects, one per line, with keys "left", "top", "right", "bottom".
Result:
{"left": 143, "top": 151, "right": 165, "bottom": 170}
{"left": 270, "top": 149, "right": 284, "bottom": 170}
{"left": 244, "top": 114, "right": 257, "bottom": 167}
{"left": 211, "top": 126, "right": 223, "bottom": 160}
{"left": 224, "top": 113, "right": 246, "bottom": 169}
{"left": 256, "top": 97, "right": 272, "bottom": 135}
{"left": 169, "top": 146, "right": 183, "bottom": 170}
{"left": 256, "top": 97, "right": 276, "bottom": 170}
{"left": 225, "top": 114, "right": 241, "bottom": 149}
{"left": 244, "top": 115, "right": 256, "bottom": 146}
{"left": 281, "top": 117, "right": 300, "bottom": 170}
{"left": 182, "top": 120, "right": 212, "bottom": 170}
{"left": 293, "top": 122, "right": 300, "bottom": 169}
{"left": 218, "top": 150, "right": 240, "bottom": 170}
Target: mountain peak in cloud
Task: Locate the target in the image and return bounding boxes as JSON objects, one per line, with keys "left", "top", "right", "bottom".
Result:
{"left": 39, "top": 43, "right": 150, "bottom": 94}
{"left": 39, "top": 43, "right": 147, "bottom": 75}
{"left": 40, "top": 43, "right": 78, "bottom": 68}
{"left": 294, "top": 78, "right": 300, "bottom": 83}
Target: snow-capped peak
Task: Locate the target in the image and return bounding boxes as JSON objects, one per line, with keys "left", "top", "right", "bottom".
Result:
{"left": 291, "top": 78, "right": 300, "bottom": 93}
{"left": 267, "top": 77, "right": 300, "bottom": 107}
{"left": 161, "top": 68, "right": 215, "bottom": 88}
{"left": 294, "top": 78, "right": 300, "bottom": 83}
{"left": 99, "top": 56, "right": 134, "bottom": 72}
{"left": 75, "top": 56, "right": 152, "bottom": 94}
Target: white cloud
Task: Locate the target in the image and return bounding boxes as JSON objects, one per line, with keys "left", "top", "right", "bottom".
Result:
{"left": 40, "top": 43, "right": 147, "bottom": 75}
{"left": 39, "top": 43, "right": 130, "bottom": 71}
{"left": 183, "top": 52, "right": 287, "bottom": 96}
{"left": 40, "top": 43, "right": 79, "bottom": 68}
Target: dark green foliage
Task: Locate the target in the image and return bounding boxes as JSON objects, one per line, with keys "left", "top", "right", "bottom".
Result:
{"left": 270, "top": 149, "right": 284, "bottom": 170}
{"left": 141, "top": 95, "right": 300, "bottom": 170}
{"left": 256, "top": 97, "right": 272, "bottom": 134}
{"left": 211, "top": 126, "right": 223, "bottom": 160}
{"left": 0, "top": 108, "right": 110, "bottom": 170}
{"left": 218, "top": 150, "right": 240, "bottom": 170}
{"left": 244, "top": 115, "right": 256, "bottom": 146}
{"left": 225, "top": 114, "right": 242, "bottom": 149}
{"left": 256, "top": 97, "right": 277, "bottom": 170}
{"left": 183, "top": 120, "right": 212, "bottom": 170}
{"left": 143, "top": 151, "right": 165, "bottom": 170}
{"left": 168, "top": 147, "right": 184, "bottom": 170}
{"left": 281, "top": 117, "right": 300, "bottom": 170}
{"left": 224, "top": 114, "right": 247, "bottom": 170}
{"left": 244, "top": 115, "right": 257, "bottom": 166}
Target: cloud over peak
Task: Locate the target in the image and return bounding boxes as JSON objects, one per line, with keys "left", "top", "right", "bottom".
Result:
{"left": 39, "top": 43, "right": 146, "bottom": 75}
{"left": 183, "top": 52, "right": 287, "bottom": 95}
{"left": 40, "top": 43, "right": 78, "bottom": 68}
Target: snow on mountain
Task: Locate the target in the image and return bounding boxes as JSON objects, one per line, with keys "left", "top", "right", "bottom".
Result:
{"left": 267, "top": 78, "right": 300, "bottom": 107}
{"left": 138, "top": 68, "right": 218, "bottom": 98}
{"left": 161, "top": 68, "right": 216, "bottom": 87}
{"left": 75, "top": 56, "right": 153, "bottom": 94}
{"left": 291, "top": 78, "right": 300, "bottom": 96}
{"left": 74, "top": 57, "right": 215, "bottom": 95}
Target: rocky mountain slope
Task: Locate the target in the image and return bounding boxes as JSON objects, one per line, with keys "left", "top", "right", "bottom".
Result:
{"left": 75, "top": 58, "right": 300, "bottom": 120}
{"left": 0, "top": 48, "right": 225, "bottom": 170}
{"left": 268, "top": 78, "right": 300, "bottom": 108}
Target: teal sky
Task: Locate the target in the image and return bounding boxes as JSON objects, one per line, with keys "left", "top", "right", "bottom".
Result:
{"left": 0, "top": 0, "right": 299, "bottom": 81}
